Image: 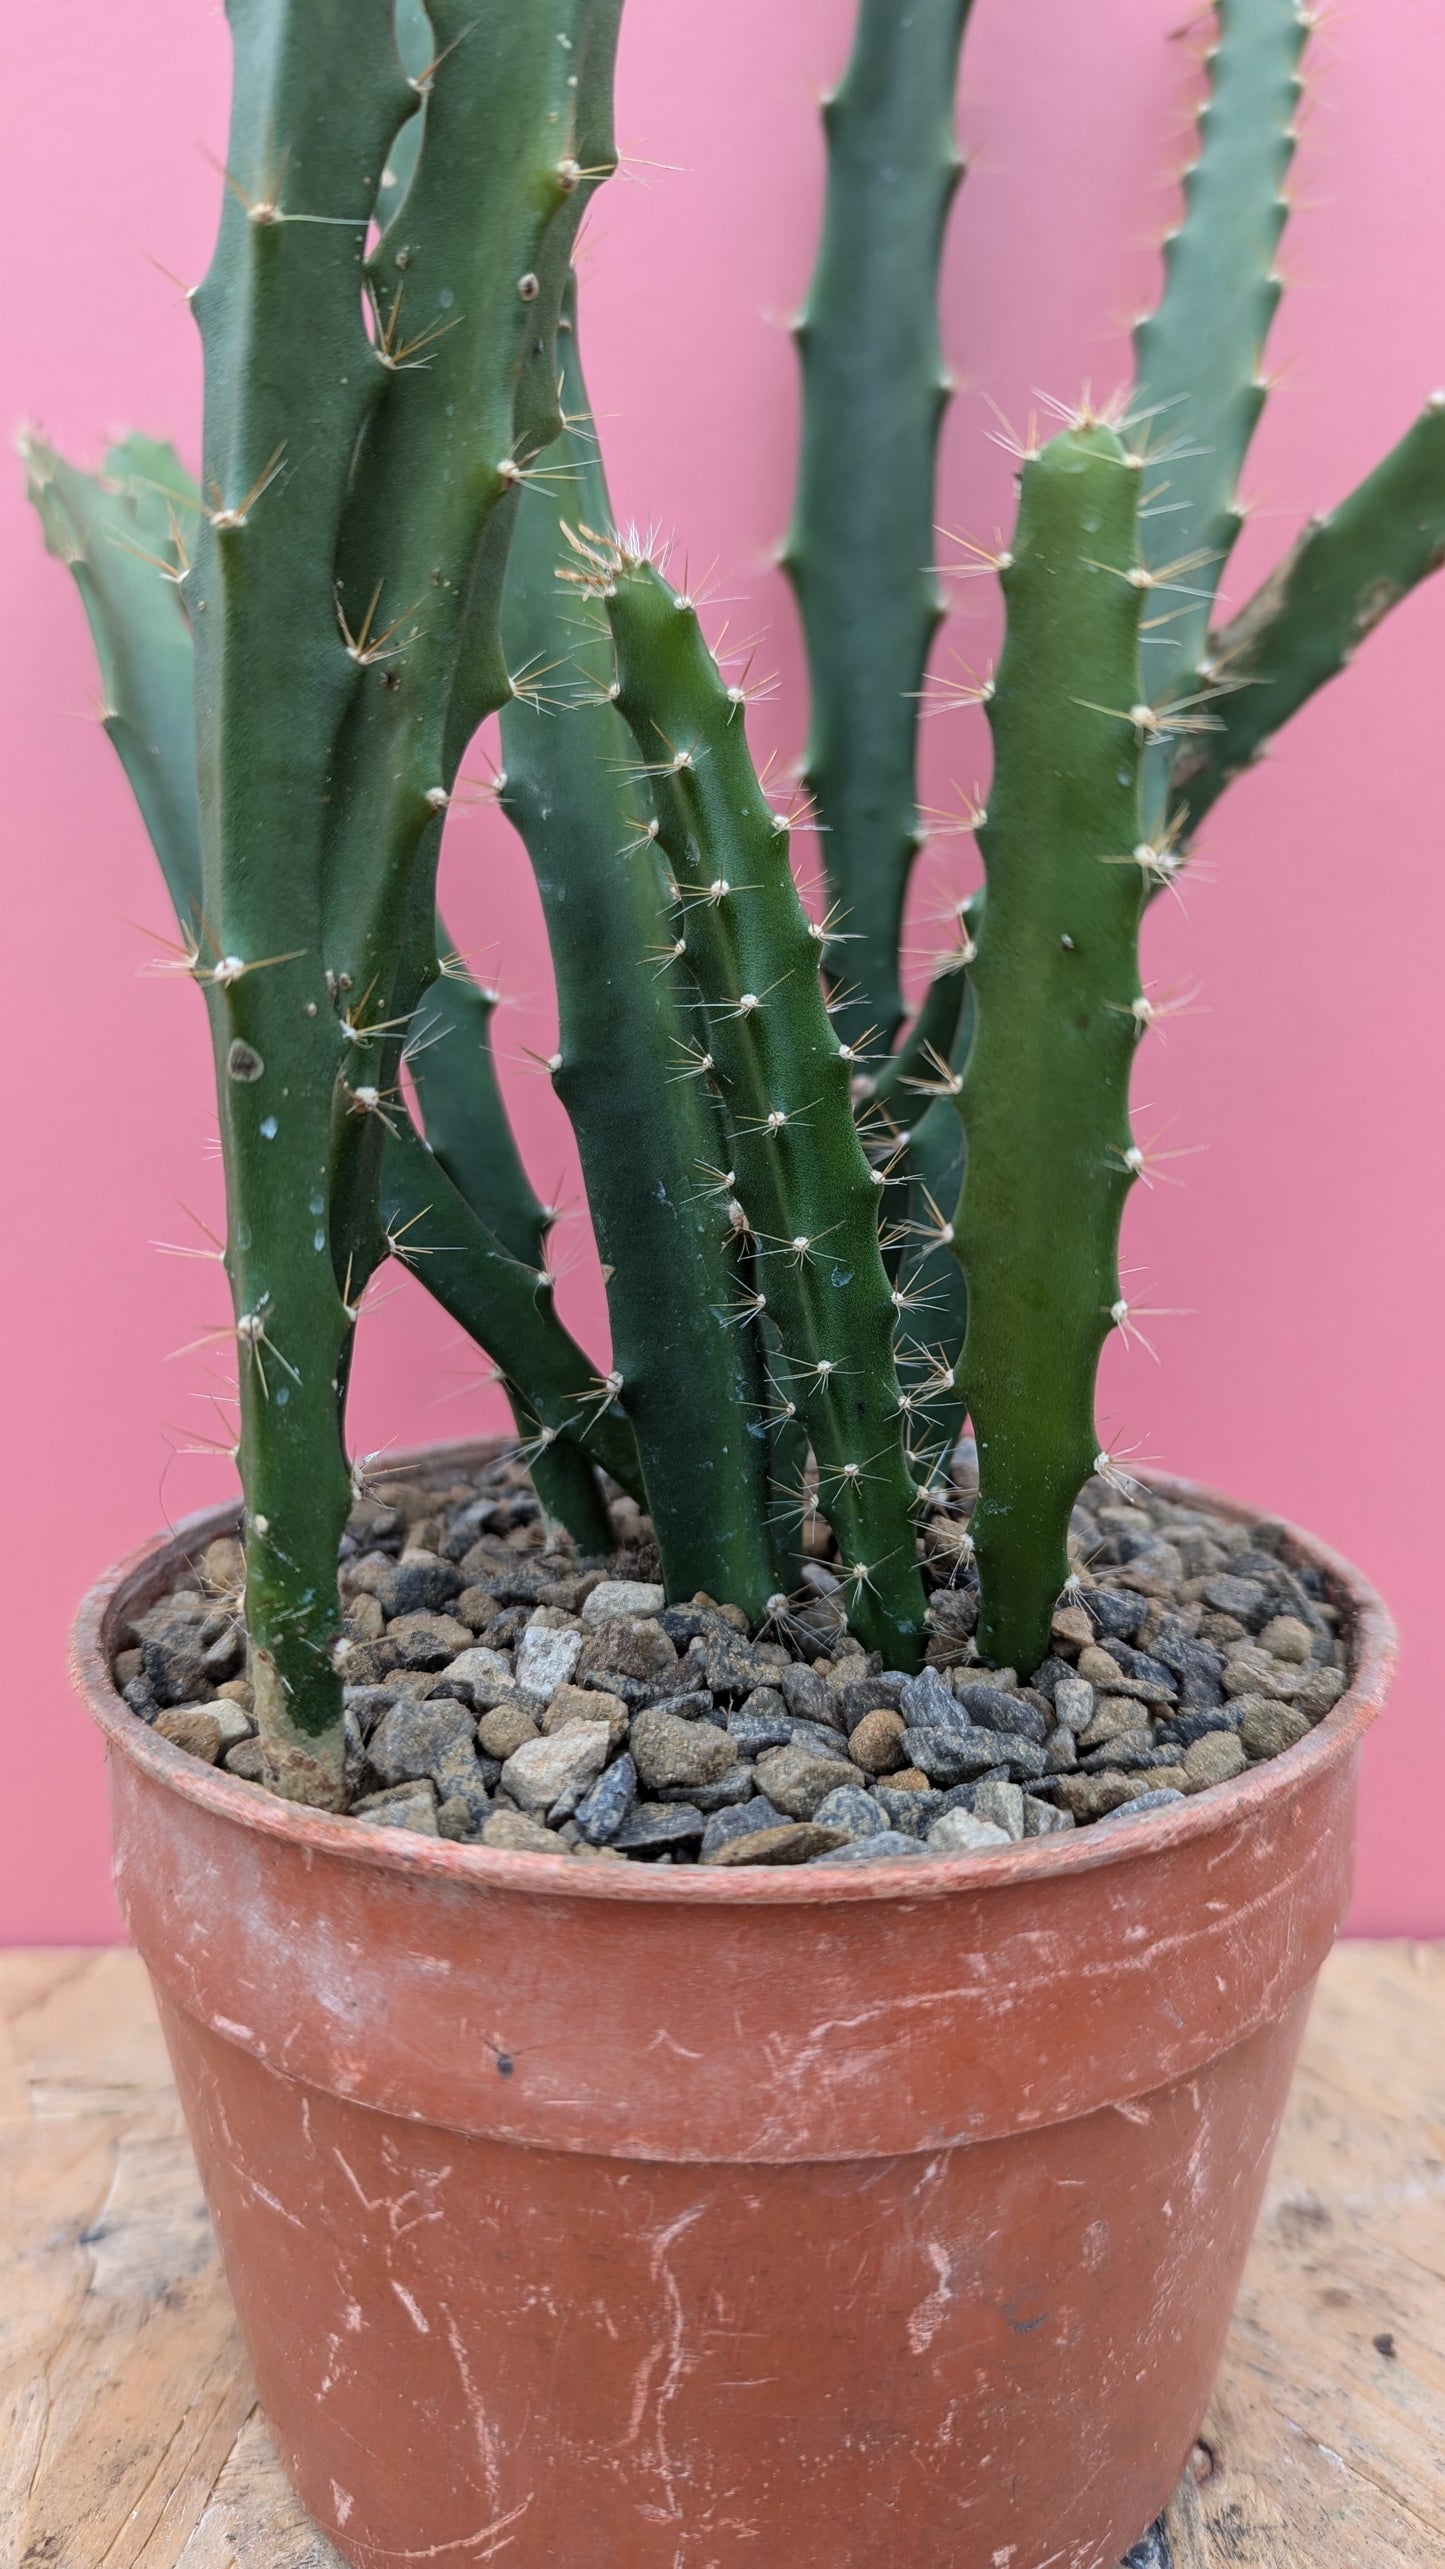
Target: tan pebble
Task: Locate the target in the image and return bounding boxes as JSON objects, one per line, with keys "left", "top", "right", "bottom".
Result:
{"left": 113, "top": 1647, "right": 143, "bottom": 1689}
{"left": 346, "top": 1593, "right": 386, "bottom": 1640}
{"left": 1239, "top": 1698, "right": 1312, "bottom": 1761}
{"left": 848, "top": 1709, "right": 907, "bottom": 1775}
{"left": 1077, "top": 1644, "right": 1125, "bottom": 1687}
{"left": 542, "top": 1683, "right": 628, "bottom": 1751}
{"left": 1259, "top": 1614, "right": 1312, "bottom": 1664}
{"left": 703, "top": 1823, "right": 850, "bottom": 1868}
{"left": 885, "top": 1768, "right": 932, "bottom": 1793}
{"left": 481, "top": 1809, "right": 564, "bottom": 1855}
{"left": 224, "top": 1737, "right": 266, "bottom": 1782}
{"left": 478, "top": 1703, "right": 539, "bottom": 1760}
{"left": 199, "top": 1536, "right": 245, "bottom": 1594}
{"left": 1051, "top": 1606, "right": 1093, "bottom": 1651}
{"left": 154, "top": 1707, "right": 223, "bottom": 1764}
{"left": 1046, "top": 1771, "right": 1138, "bottom": 1820}
{"left": 216, "top": 1677, "right": 254, "bottom": 1712}
{"left": 1077, "top": 1696, "right": 1147, "bottom": 1750}
{"left": 1181, "top": 1731, "right": 1247, "bottom": 1791}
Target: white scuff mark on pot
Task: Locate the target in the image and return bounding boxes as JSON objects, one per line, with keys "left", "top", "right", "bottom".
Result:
{"left": 344, "top": 2296, "right": 364, "bottom": 2332}
{"left": 645, "top": 2028, "right": 704, "bottom": 2061}
{"left": 211, "top": 2013, "right": 256, "bottom": 2043}
{"left": 622, "top": 2204, "right": 706, "bottom": 2520}
{"left": 445, "top": 2312, "right": 503, "bottom": 2508}
{"left": 331, "top": 2481, "right": 354, "bottom": 2525}
{"left": 352, "top": 2492, "right": 532, "bottom": 2559}
{"left": 907, "top": 2241, "right": 955, "bottom": 2354}
{"left": 1080, "top": 2220, "right": 1109, "bottom": 2271}
{"left": 392, "top": 2277, "right": 431, "bottom": 2333}
{"left": 1110, "top": 2097, "right": 1151, "bottom": 2125}
{"left": 332, "top": 2142, "right": 454, "bottom": 2236}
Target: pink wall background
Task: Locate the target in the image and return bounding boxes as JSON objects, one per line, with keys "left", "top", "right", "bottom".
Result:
{"left": 4, "top": 0, "right": 1443, "bottom": 1940}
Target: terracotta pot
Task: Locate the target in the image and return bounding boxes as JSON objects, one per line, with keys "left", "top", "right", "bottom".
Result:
{"left": 72, "top": 1445, "right": 1393, "bottom": 2569}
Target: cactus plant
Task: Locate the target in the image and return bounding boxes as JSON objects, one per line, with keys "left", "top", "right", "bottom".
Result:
{"left": 27, "top": 0, "right": 1445, "bottom": 1800}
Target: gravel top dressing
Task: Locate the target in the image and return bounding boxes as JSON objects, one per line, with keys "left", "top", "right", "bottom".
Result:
{"left": 113, "top": 1457, "right": 1351, "bottom": 1866}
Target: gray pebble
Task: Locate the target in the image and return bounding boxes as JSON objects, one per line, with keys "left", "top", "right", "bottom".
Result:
{"left": 808, "top": 1830, "right": 927, "bottom": 1864}
{"left": 1202, "top": 1574, "right": 1271, "bottom": 1628}
{"left": 1092, "top": 1786, "right": 1187, "bottom": 1826}
{"left": 972, "top": 1778, "right": 1026, "bottom": 1842}
{"left": 726, "top": 1700, "right": 796, "bottom": 1752}
{"left": 1022, "top": 1796, "right": 1075, "bottom": 1837}
{"left": 898, "top": 1667, "right": 961, "bottom": 1732}
{"left": 572, "top": 1752, "right": 637, "bottom": 1846}
{"left": 872, "top": 1785, "right": 945, "bottom": 1838}
{"left": 811, "top": 1783, "right": 888, "bottom": 1840}
{"left": 1052, "top": 1677, "right": 1095, "bottom": 1735}
{"left": 700, "top": 1797, "right": 787, "bottom": 1859}
{"left": 926, "top": 1808, "right": 1012, "bottom": 1855}
{"left": 612, "top": 1801, "right": 705, "bottom": 1853}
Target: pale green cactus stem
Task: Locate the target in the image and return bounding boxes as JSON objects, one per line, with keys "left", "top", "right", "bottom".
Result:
{"left": 954, "top": 421, "right": 1148, "bottom": 1674}
{"left": 24, "top": 429, "right": 633, "bottom": 1557}
{"left": 597, "top": 542, "right": 929, "bottom": 1666}
{"left": 1132, "top": 0, "right": 1307, "bottom": 837}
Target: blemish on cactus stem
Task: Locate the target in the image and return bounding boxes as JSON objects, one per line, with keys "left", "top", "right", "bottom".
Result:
{"left": 516, "top": 273, "right": 539, "bottom": 303}
{"left": 259, "top": 1117, "right": 278, "bottom": 1140}
{"left": 227, "top": 1039, "right": 264, "bottom": 1082}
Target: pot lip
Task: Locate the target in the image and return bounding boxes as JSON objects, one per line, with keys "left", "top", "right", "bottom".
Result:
{"left": 72, "top": 1444, "right": 1396, "bottom": 1912}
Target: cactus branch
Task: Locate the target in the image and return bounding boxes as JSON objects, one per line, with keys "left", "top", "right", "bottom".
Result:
{"left": 1172, "top": 399, "right": 1445, "bottom": 835}
{"left": 497, "top": 303, "right": 778, "bottom": 1615}
{"left": 1132, "top": 0, "right": 1308, "bottom": 830}
{"left": 955, "top": 423, "right": 1146, "bottom": 1673}
{"left": 599, "top": 546, "right": 929, "bottom": 1665}
{"left": 782, "top": 0, "right": 976, "bottom": 1046}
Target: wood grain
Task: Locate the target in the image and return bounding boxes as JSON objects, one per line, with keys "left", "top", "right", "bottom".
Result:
{"left": 2, "top": 1943, "right": 1439, "bottom": 2568}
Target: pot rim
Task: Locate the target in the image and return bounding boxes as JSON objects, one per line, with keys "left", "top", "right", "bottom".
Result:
{"left": 71, "top": 1442, "right": 1395, "bottom": 1912}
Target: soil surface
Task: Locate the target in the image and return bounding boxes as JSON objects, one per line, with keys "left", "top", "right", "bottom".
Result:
{"left": 112, "top": 1455, "right": 1351, "bottom": 1863}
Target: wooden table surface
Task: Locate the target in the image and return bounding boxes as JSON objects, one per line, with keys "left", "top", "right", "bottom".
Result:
{"left": 1, "top": 1942, "right": 1440, "bottom": 2569}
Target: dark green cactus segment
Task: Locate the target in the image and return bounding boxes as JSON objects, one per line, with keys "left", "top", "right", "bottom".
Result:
{"left": 1133, "top": 0, "right": 1308, "bottom": 829}
{"left": 378, "top": 1116, "right": 640, "bottom": 1517}
{"left": 497, "top": 316, "right": 778, "bottom": 1618}
{"left": 407, "top": 946, "right": 550, "bottom": 1271}
{"left": 600, "top": 551, "right": 928, "bottom": 1666}
{"left": 782, "top": 0, "right": 975, "bottom": 1047}
{"left": 188, "top": 0, "right": 413, "bottom": 1800}
{"left": 1173, "top": 398, "right": 1445, "bottom": 835}
{"left": 956, "top": 424, "right": 1146, "bottom": 1674}
{"left": 23, "top": 434, "right": 203, "bottom": 932}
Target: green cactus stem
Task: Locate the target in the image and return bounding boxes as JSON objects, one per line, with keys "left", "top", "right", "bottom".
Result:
{"left": 188, "top": 0, "right": 414, "bottom": 1801}
{"left": 378, "top": 1116, "right": 638, "bottom": 1544}
{"left": 598, "top": 543, "right": 929, "bottom": 1666}
{"left": 782, "top": 0, "right": 976, "bottom": 1046}
{"left": 955, "top": 421, "right": 1147, "bottom": 1674}
{"left": 497, "top": 305, "right": 778, "bottom": 1616}
{"left": 25, "top": 430, "right": 629, "bottom": 1554}
{"left": 1173, "top": 399, "right": 1445, "bottom": 835}
{"left": 1133, "top": 0, "right": 1308, "bottom": 833}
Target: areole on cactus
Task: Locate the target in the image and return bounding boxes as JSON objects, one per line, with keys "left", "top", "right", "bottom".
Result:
{"left": 25, "top": 0, "right": 1445, "bottom": 1804}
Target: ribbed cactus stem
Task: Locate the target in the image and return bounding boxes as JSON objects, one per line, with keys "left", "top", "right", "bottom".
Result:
{"left": 956, "top": 422, "right": 1147, "bottom": 1673}
{"left": 599, "top": 547, "right": 928, "bottom": 1665}
{"left": 497, "top": 304, "right": 778, "bottom": 1615}
{"left": 1133, "top": 0, "right": 1308, "bottom": 832}
{"left": 1174, "top": 399, "right": 1445, "bottom": 837}
{"left": 782, "top": 0, "right": 976, "bottom": 1046}
{"left": 188, "top": 0, "right": 412, "bottom": 1801}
